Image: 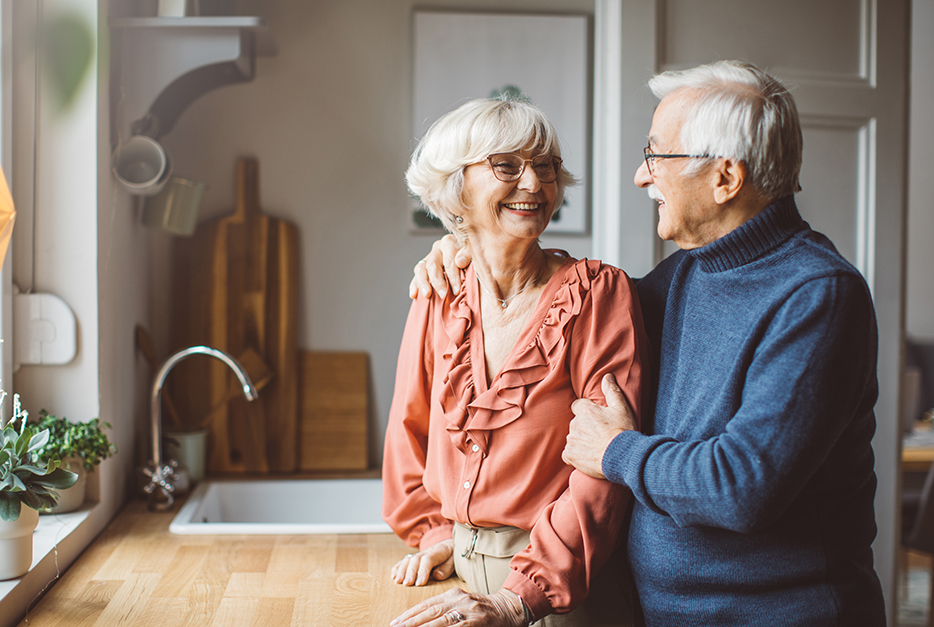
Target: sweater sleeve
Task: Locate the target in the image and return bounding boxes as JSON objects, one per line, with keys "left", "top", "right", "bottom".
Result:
{"left": 603, "top": 273, "right": 877, "bottom": 532}
{"left": 504, "top": 266, "right": 650, "bottom": 618}
{"left": 381, "top": 296, "right": 454, "bottom": 548}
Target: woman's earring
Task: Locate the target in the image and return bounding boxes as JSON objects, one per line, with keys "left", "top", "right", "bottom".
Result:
{"left": 454, "top": 216, "right": 463, "bottom": 224}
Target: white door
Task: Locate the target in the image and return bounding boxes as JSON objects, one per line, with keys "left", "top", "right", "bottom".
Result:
{"left": 593, "top": 0, "right": 909, "bottom": 618}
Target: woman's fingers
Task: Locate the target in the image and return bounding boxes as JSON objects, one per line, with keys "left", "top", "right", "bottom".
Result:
{"left": 405, "top": 553, "right": 426, "bottom": 585}
{"left": 394, "top": 553, "right": 418, "bottom": 585}
{"left": 430, "top": 558, "right": 455, "bottom": 582}
{"left": 393, "top": 540, "right": 455, "bottom": 586}
{"left": 390, "top": 588, "right": 524, "bottom": 627}
{"left": 390, "top": 552, "right": 433, "bottom": 586}
{"left": 390, "top": 594, "right": 447, "bottom": 626}
{"left": 390, "top": 590, "right": 464, "bottom": 627}
{"left": 392, "top": 553, "right": 417, "bottom": 584}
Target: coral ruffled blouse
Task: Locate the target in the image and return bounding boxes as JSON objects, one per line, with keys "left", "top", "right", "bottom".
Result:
{"left": 382, "top": 254, "right": 650, "bottom": 618}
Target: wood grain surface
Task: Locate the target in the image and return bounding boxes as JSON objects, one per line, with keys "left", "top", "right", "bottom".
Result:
{"left": 18, "top": 500, "right": 460, "bottom": 627}
{"left": 300, "top": 351, "right": 369, "bottom": 471}
{"left": 171, "top": 158, "right": 300, "bottom": 475}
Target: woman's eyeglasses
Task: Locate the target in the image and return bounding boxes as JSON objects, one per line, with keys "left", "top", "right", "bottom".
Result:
{"left": 483, "top": 153, "right": 562, "bottom": 183}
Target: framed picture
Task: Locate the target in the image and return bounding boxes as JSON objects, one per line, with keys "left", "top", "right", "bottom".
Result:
{"left": 411, "top": 11, "right": 589, "bottom": 234}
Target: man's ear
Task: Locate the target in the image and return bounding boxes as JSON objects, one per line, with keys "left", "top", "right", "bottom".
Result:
{"left": 712, "top": 158, "right": 746, "bottom": 205}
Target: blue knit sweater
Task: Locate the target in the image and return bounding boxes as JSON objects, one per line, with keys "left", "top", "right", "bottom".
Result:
{"left": 605, "top": 197, "right": 886, "bottom": 626}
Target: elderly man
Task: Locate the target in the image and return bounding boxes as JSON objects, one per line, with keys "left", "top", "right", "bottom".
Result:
{"left": 411, "top": 60, "right": 885, "bottom": 626}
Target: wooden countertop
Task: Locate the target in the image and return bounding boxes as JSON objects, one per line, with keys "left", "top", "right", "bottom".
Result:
{"left": 17, "top": 498, "right": 459, "bottom": 626}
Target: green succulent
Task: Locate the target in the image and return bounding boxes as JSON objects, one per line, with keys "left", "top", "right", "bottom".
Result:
{"left": 0, "top": 405, "right": 78, "bottom": 522}
{"left": 34, "top": 411, "right": 117, "bottom": 473}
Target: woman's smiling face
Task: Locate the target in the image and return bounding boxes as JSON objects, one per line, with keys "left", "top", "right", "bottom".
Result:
{"left": 459, "top": 148, "right": 558, "bottom": 243}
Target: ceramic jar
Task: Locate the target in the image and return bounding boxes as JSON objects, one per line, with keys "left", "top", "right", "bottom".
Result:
{"left": 165, "top": 430, "right": 207, "bottom": 483}
{"left": 44, "top": 457, "right": 87, "bottom": 514}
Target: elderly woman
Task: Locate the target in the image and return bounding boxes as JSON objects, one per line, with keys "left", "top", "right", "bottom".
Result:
{"left": 383, "top": 98, "right": 649, "bottom": 627}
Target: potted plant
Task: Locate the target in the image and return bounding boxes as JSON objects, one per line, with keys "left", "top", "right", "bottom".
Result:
{"left": 0, "top": 394, "right": 77, "bottom": 580}
{"left": 33, "top": 410, "right": 117, "bottom": 514}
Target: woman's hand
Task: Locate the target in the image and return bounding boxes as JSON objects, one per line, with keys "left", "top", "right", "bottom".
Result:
{"left": 409, "top": 235, "right": 472, "bottom": 300}
{"left": 390, "top": 588, "right": 526, "bottom": 627}
{"left": 391, "top": 539, "right": 456, "bottom": 586}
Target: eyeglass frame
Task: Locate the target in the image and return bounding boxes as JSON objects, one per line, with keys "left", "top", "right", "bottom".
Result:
{"left": 643, "top": 146, "right": 710, "bottom": 176}
{"left": 475, "top": 152, "right": 563, "bottom": 183}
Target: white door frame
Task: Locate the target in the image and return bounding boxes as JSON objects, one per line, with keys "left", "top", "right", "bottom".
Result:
{"left": 592, "top": 0, "right": 908, "bottom": 618}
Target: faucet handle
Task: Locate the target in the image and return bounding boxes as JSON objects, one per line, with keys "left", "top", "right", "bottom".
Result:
{"left": 142, "top": 461, "right": 179, "bottom": 494}
{"left": 143, "top": 462, "right": 180, "bottom": 511}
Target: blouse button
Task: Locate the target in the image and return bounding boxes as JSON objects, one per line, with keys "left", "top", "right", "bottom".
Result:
{"left": 463, "top": 481, "right": 471, "bottom": 489}
{"left": 471, "top": 444, "right": 480, "bottom": 453}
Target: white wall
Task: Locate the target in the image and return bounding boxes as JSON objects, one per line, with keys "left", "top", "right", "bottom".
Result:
{"left": 0, "top": 0, "right": 150, "bottom": 622}
{"left": 907, "top": 0, "right": 934, "bottom": 341}
{"left": 155, "top": 0, "right": 594, "bottom": 466}
{"left": 150, "top": 0, "right": 934, "bottom": 468}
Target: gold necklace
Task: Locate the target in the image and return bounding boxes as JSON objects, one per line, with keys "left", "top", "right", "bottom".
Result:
{"left": 475, "top": 268, "right": 541, "bottom": 309}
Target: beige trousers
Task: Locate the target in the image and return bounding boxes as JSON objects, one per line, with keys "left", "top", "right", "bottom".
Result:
{"left": 451, "top": 522, "right": 634, "bottom": 627}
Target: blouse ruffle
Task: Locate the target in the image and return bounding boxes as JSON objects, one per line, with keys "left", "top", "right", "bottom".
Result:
{"left": 437, "top": 258, "right": 603, "bottom": 456}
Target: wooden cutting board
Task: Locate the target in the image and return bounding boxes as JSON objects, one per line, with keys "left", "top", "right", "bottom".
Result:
{"left": 170, "top": 157, "right": 299, "bottom": 474}
{"left": 299, "top": 351, "right": 369, "bottom": 471}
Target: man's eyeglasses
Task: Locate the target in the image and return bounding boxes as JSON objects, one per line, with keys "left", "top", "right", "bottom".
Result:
{"left": 643, "top": 146, "right": 709, "bottom": 176}
{"left": 483, "top": 153, "right": 562, "bottom": 183}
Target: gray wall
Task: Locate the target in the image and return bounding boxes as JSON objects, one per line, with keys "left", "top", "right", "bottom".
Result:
{"left": 155, "top": 0, "right": 595, "bottom": 466}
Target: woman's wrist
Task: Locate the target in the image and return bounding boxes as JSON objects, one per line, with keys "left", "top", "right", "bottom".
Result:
{"left": 497, "top": 589, "right": 532, "bottom": 626}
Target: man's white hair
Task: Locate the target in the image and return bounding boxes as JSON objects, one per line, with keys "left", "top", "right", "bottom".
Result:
{"left": 648, "top": 60, "right": 803, "bottom": 200}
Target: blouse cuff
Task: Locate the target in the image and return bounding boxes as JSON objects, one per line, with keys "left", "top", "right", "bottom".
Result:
{"left": 418, "top": 523, "right": 455, "bottom": 551}
{"left": 503, "top": 570, "right": 552, "bottom": 621}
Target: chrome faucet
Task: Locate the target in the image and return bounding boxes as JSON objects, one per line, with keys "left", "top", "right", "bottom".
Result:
{"left": 144, "top": 345, "right": 259, "bottom": 511}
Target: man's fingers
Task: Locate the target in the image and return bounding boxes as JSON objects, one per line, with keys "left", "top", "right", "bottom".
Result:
{"left": 561, "top": 447, "right": 573, "bottom": 466}
{"left": 426, "top": 259, "right": 449, "bottom": 299}
{"left": 412, "top": 261, "right": 432, "bottom": 298}
{"left": 571, "top": 397, "right": 596, "bottom": 416}
{"left": 442, "top": 256, "right": 460, "bottom": 296}
{"left": 602, "top": 373, "right": 626, "bottom": 409}
{"left": 438, "top": 234, "right": 464, "bottom": 294}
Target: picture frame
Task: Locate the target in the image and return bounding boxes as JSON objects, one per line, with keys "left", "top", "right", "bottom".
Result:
{"left": 411, "top": 10, "right": 590, "bottom": 234}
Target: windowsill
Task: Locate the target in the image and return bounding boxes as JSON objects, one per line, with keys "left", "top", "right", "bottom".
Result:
{"left": 0, "top": 505, "right": 94, "bottom": 604}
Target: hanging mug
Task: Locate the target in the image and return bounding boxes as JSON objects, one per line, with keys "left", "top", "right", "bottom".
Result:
{"left": 143, "top": 176, "right": 207, "bottom": 236}
{"left": 112, "top": 135, "right": 171, "bottom": 196}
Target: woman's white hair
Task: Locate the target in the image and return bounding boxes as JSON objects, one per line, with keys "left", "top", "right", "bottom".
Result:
{"left": 648, "top": 60, "right": 803, "bottom": 200}
{"left": 405, "top": 98, "right": 576, "bottom": 239}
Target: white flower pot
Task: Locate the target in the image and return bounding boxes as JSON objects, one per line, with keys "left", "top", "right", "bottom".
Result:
{"left": 43, "top": 457, "right": 87, "bottom": 514}
{"left": 0, "top": 505, "right": 38, "bottom": 580}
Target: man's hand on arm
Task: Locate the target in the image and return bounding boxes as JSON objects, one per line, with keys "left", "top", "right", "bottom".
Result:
{"left": 563, "top": 374, "right": 638, "bottom": 479}
{"left": 408, "top": 234, "right": 472, "bottom": 299}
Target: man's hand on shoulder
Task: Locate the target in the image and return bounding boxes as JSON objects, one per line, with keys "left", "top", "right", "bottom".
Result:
{"left": 563, "top": 374, "right": 638, "bottom": 479}
{"left": 408, "top": 234, "right": 472, "bottom": 299}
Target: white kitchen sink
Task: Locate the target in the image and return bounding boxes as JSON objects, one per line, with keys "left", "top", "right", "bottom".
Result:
{"left": 169, "top": 477, "right": 392, "bottom": 535}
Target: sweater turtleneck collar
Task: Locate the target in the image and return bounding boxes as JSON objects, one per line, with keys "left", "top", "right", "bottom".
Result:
{"left": 689, "top": 195, "right": 804, "bottom": 273}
